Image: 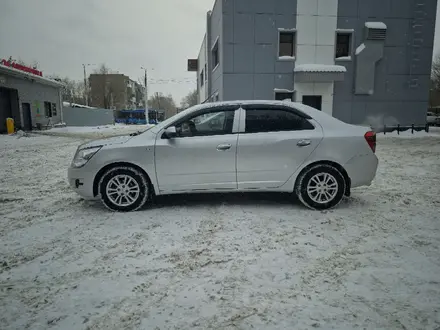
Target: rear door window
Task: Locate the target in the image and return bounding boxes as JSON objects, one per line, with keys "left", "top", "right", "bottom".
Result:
{"left": 244, "top": 108, "right": 314, "bottom": 133}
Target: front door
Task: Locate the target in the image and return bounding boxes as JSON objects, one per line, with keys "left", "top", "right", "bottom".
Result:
{"left": 0, "top": 87, "right": 12, "bottom": 133}
{"left": 302, "top": 95, "right": 322, "bottom": 110}
{"left": 155, "top": 106, "right": 240, "bottom": 192}
{"left": 22, "top": 103, "right": 32, "bottom": 131}
{"left": 237, "top": 105, "right": 323, "bottom": 189}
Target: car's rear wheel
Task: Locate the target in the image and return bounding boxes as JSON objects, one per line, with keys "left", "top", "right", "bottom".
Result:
{"left": 295, "top": 164, "right": 346, "bottom": 210}
{"left": 99, "top": 166, "right": 150, "bottom": 212}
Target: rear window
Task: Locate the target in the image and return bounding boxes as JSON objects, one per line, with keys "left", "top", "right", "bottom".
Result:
{"left": 245, "top": 108, "right": 314, "bottom": 133}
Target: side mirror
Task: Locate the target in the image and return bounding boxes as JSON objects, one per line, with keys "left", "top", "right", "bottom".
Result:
{"left": 163, "top": 126, "right": 177, "bottom": 139}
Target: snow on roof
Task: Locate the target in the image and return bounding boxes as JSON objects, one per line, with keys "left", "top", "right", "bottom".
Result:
{"left": 63, "top": 102, "right": 97, "bottom": 109}
{"left": 355, "top": 43, "right": 366, "bottom": 55}
{"left": 365, "top": 22, "right": 387, "bottom": 29}
{"left": 278, "top": 28, "right": 296, "bottom": 32}
{"left": 0, "top": 64, "right": 64, "bottom": 88}
{"left": 294, "top": 64, "right": 347, "bottom": 73}
{"left": 278, "top": 56, "right": 296, "bottom": 61}
{"left": 274, "top": 88, "right": 295, "bottom": 93}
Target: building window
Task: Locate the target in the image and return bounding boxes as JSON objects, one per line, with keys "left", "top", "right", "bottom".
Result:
{"left": 44, "top": 102, "right": 57, "bottom": 117}
{"left": 275, "top": 91, "right": 294, "bottom": 101}
{"left": 44, "top": 102, "right": 52, "bottom": 117}
{"left": 279, "top": 31, "right": 296, "bottom": 58}
{"left": 212, "top": 39, "right": 219, "bottom": 69}
{"left": 336, "top": 33, "right": 352, "bottom": 59}
{"left": 200, "top": 69, "right": 204, "bottom": 87}
{"left": 205, "top": 64, "right": 208, "bottom": 81}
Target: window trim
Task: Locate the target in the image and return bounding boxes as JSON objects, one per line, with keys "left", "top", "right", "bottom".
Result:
{"left": 51, "top": 102, "right": 57, "bottom": 117}
{"left": 335, "top": 29, "right": 354, "bottom": 61}
{"left": 241, "top": 106, "right": 315, "bottom": 134}
{"left": 44, "top": 101, "right": 52, "bottom": 118}
{"left": 161, "top": 105, "right": 240, "bottom": 139}
{"left": 277, "top": 28, "right": 297, "bottom": 60}
{"left": 200, "top": 69, "right": 204, "bottom": 87}
{"left": 274, "top": 90, "right": 295, "bottom": 101}
{"left": 212, "top": 37, "right": 220, "bottom": 71}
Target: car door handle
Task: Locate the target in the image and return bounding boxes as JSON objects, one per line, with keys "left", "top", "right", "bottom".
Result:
{"left": 217, "top": 143, "right": 231, "bottom": 151}
{"left": 297, "top": 139, "right": 311, "bottom": 147}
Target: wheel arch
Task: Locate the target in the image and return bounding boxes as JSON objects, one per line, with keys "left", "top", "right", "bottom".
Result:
{"left": 93, "top": 162, "right": 155, "bottom": 197}
{"left": 294, "top": 160, "right": 351, "bottom": 196}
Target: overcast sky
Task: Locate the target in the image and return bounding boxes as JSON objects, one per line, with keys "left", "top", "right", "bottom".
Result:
{"left": 0, "top": 0, "right": 439, "bottom": 104}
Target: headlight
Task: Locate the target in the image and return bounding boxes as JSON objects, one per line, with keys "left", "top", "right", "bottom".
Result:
{"left": 72, "top": 146, "right": 102, "bottom": 168}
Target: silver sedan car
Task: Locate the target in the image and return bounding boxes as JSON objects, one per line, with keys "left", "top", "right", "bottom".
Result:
{"left": 68, "top": 101, "right": 378, "bottom": 212}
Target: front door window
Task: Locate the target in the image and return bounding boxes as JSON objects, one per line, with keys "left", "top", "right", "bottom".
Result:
{"left": 175, "top": 110, "right": 235, "bottom": 137}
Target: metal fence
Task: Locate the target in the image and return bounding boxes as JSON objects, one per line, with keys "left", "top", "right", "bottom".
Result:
{"left": 62, "top": 106, "right": 115, "bottom": 126}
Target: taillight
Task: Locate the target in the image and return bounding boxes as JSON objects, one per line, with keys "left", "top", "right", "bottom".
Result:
{"left": 364, "top": 131, "right": 376, "bottom": 153}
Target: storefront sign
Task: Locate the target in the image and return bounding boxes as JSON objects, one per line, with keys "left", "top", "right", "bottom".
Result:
{"left": 0, "top": 59, "right": 43, "bottom": 76}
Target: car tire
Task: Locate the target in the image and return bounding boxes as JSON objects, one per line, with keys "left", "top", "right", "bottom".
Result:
{"left": 295, "top": 164, "right": 346, "bottom": 210}
{"left": 99, "top": 166, "right": 150, "bottom": 212}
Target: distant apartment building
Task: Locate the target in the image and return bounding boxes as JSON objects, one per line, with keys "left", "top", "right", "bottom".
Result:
{"left": 190, "top": 0, "right": 438, "bottom": 125}
{"left": 89, "top": 73, "right": 144, "bottom": 110}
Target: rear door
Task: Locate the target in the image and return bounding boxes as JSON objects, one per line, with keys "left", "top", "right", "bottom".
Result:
{"left": 237, "top": 104, "right": 323, "bottom": 190}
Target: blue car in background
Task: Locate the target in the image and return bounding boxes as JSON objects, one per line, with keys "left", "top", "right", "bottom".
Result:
{"left": 115, "top": 109, "right": 163, "bottom": 125}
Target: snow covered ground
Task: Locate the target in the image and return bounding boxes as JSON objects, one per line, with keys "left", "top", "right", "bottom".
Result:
{"left": 0, "top": 132, "right": 439, "bottom": 330}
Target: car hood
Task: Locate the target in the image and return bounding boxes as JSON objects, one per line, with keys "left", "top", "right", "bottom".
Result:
{"left": 79, "top": 135, "right": 133, "bottom": 149}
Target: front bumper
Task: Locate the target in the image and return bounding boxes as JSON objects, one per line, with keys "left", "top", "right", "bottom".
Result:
{"left": 67, "top": 166, "right": 98, "bottom": 200}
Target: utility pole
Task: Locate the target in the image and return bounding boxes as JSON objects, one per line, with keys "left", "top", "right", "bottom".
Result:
{"left": 82, "top": 63, "right": 95, "bottom": 106}
{"left": 141, "top": 67, "right": 149, "bottom": 124}
{"left": 82, "top": 64, "right": 88, "bottom": 106}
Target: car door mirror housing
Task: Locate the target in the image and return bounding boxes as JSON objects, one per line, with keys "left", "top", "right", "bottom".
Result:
{"left": 163, "top": 126, "right": 177, "bottom": 139}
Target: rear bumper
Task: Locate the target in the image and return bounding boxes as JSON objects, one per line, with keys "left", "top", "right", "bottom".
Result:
{"left": 67, "top": 166, "right": 98, "bottom": 200}
{"left": 344, "top": 153, "right": 379, "bottom": 188}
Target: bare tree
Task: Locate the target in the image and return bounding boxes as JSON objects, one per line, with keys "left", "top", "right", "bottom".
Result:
{"left": 180, "top": 89, "right": 198, "bottom": 109}
{"left": 91, "top": 63, "right": 114, "bottom": 109}
{"left": 148, "top": 93, "right": 177, "bottom": 119}
{"left": 46, "top": 75, "right": 85, "bottom": 104}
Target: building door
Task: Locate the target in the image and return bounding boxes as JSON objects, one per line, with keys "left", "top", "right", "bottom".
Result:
{"left": 22, "top": 103, "right": 32, "bottom": 131}
{"left": 0, "top": 87, "right": 12, "bottom": 133}
{"left": 302, "top": 95, "right": 322, "bottom": 110}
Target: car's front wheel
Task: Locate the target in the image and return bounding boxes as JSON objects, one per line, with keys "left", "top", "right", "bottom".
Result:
{"left": 295, "top": 164, "right": 346, "bottom": 210}
{"left": 99, "top": 166, "right": 150, "bottom": 212}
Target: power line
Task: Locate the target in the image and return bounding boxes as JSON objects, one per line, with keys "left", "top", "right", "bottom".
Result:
{"left": 148, "top": 79, "right": 196, "bottom": 85}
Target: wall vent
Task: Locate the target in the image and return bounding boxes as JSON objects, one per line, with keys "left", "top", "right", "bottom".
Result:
{"left": 365, "top": 22, "right": 387, "bottom": 41}
{"left": 367, "top": 28, "right": 387, "bottom": 40}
